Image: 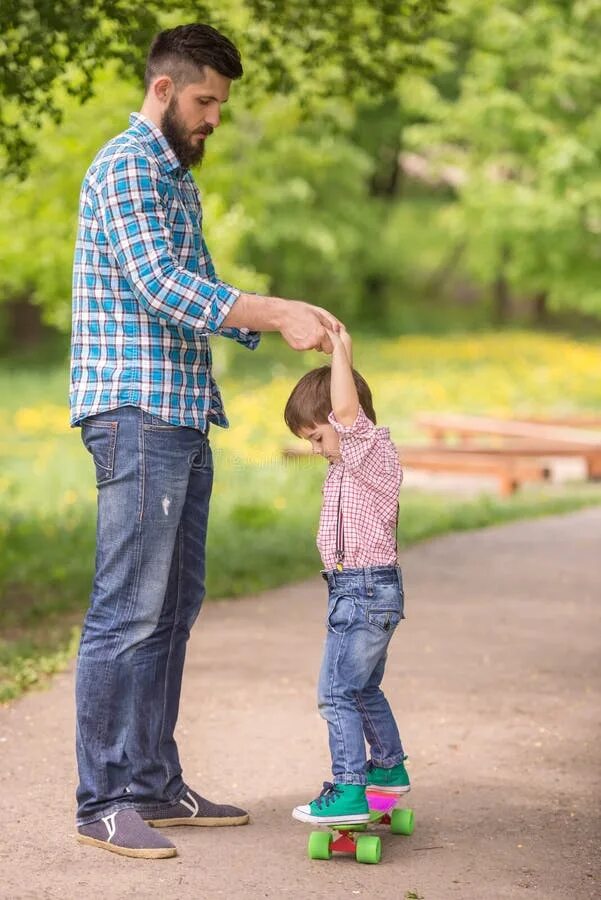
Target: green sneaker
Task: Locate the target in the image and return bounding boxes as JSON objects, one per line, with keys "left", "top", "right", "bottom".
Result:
{"left": 366, "top": 760, "right": 411, "bottom": 795}
{"left": 292, "top": 782, "right": 370, "bottom": 824}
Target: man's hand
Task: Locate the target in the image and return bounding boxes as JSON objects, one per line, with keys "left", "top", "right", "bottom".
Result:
{"left": 278, "top": 301, "right": 343, "bottom": 353}
{"left": 222, "top": 293, "right": 343, "bottom": 352}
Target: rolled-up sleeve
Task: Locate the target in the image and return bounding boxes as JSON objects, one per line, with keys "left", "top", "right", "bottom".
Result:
{"left": 328, "top": 407, "right": 382, "bottom": 469}
{"left": 219, "top": 325, "right": 261, "bottom": 350}
{"left": 98, "top": 154, "right": 240, "bottom": 333}
{"left": 329, "top": 407, "right": 403, "bottom": 507}
{"left": 199, "top": 237, "right": 261, "bottom": 351}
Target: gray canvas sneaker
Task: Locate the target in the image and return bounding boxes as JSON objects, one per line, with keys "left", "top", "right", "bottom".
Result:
{"left": 139, "top": 788, "right": 249, "bottom": 827}
{"left": 77, "top": 808, "right": 177, "bottom": 858}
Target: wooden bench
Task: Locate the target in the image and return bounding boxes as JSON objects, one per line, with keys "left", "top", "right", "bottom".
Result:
{"left": 415, "top": 413, "right": 601, "bottom": 480}
{"left": 405, "top": 440, "right": 601, "bottom": 480}
{"left": 282, "top": 444, "right": 551, "bottom": 496}
{"left": 398, "top": 448, "right": 550, "bottom": 496}
{"left": 513, "top": 415, "right": 601, "bottom": 428}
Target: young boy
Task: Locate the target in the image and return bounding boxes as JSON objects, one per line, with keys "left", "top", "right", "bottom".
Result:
{"left": 284, "top": 327, "right": 409, "bottom": 825}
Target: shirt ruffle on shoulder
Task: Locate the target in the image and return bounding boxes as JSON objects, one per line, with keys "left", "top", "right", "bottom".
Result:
{"left": 328, "top": 406, "right": 389, "bottom": 439}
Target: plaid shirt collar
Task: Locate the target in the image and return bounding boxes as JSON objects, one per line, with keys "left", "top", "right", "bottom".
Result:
{"left": 128, "top": 112, "right": 182, "bottom": 176}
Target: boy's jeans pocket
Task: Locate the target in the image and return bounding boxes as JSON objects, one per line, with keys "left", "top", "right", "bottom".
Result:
{"left": 326, "top": 593, "right": 355, "bottom": 635}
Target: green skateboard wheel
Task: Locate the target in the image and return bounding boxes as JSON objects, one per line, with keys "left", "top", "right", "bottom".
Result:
{"left": 391, "top": 807, "right": 414, "bottom": 835}
{"left": 355, "top": 834, "right": 382, "bottom": 864}
{"left": 308, "top": 830, "right": 332, "bottom": 860}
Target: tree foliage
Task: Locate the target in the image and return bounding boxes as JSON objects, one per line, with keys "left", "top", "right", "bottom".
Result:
{"left": 401, "top": 0, "right": 601, "bottom": 316}
{"left": 3, "top": 0, "right": 601, "bottom": 328}
{"left": 0, "top": 71, "right": 376, "bottom": 330}
{"left": 0, "top": 0, "right": 446, "bottom": 176}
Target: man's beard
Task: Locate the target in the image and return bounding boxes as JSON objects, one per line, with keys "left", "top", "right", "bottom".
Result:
{"left": 161, "top": 97, "right": 212, "bottom": 169}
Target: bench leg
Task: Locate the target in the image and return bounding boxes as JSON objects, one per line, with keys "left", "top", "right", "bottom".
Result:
{"left": 586, "top": 456, "right": 601, "bottom": 480}
{"left": 499, "top": 475, "right": 518, "bottom": 496}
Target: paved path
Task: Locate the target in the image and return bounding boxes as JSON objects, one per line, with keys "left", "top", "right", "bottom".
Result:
{"left": 1, "top": 509, "right": 600, "bottom": 900}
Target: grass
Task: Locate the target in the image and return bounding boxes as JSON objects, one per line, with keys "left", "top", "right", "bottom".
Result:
{"left": 1, "top": 330, "right": 601, "bottom": 702}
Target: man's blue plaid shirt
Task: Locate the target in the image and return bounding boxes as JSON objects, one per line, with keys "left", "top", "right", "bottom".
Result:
{"left": 70, "top": 112, "right": 259, "bottom": 429}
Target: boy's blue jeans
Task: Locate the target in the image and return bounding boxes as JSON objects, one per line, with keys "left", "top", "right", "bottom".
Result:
{"left": 318, "top": 565, "right": 405, "bottom": 785}
{"left": 75, "top": 405, "right": 212, "bottom": 825}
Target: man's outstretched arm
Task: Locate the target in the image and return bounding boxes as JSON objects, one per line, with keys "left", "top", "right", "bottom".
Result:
{"left": 99, "top": 153, "right": 342, "bottom": 353}
{"left": 224, "top": 293, "right": 342, "bottom": 353}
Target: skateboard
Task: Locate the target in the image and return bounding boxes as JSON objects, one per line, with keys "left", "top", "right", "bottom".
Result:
{"left": 306, "top": 789, "right": 414, "bottom": 865}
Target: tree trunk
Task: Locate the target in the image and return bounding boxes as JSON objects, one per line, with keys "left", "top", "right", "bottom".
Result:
{"left": 423, "top": 241, "right": 467, "bottom": 297}
{"left": 531, "top": 291, "right": 548, "bottom": 325}
{"left": 5, "top": 295, "right": 46, "bottom": 345}
{"left": 359, "top": 273, "right": 387, "bottom": 324}
{"left": 493, "top": 246, "right": 512, "bottom": 324}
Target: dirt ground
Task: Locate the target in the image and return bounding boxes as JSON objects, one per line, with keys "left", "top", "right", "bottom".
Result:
{"left": 1, "top": 508, "right": 600, "bottom": 900}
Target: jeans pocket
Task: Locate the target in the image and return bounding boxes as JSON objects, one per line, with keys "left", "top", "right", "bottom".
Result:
{"left": 190, "top": 440, "right": 212, "bottom": 472}
{"left": 367, "top": 583, "right": 404, "bottom": 632}
{"left": 81, "top": 421, "right": 118, "bottom": 484}
{"left": 367, "top": 607, "right": 402, "bottom": 633}
{"left": 327, "top": 594, "right": 355, "bottom": 635}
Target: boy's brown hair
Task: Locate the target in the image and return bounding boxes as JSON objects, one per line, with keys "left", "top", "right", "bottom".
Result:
{"left": 284, "top": 365, "right": 377, "bottom": 436}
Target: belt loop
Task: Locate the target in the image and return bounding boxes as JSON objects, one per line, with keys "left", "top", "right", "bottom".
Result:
{"left": 323, "top": 570, "right": 334, "bottom": 590}
{"left": 365, "top": 566, "right": 374, "bottom": 597}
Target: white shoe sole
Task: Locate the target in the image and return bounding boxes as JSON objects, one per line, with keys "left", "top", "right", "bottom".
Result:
{"left": 292, "top": 806, "right": 370, "bottom": 825}
{"left": 366, "top": 784, "right": 411, "bottom": 795}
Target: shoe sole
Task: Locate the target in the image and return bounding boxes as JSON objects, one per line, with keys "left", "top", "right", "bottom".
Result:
{"left": 292, "top": 807, "right": 370, "bottom": 825}
{"left": 145, "top": 814, "right": 249, "bottom": 827}
{"left": 366, "top": 785, "right": 411, "bottom": 795}
{"left": 76, "top": 834, "right": 177, "bottom": 859}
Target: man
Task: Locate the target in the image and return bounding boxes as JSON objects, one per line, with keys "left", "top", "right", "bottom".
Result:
{"left": 70, "top": 23, "right": 341, "bottom": 859}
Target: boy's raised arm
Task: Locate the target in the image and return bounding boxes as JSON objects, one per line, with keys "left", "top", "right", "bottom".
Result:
{"left": 328, "top": 328, "right": 359, "bottom": 426}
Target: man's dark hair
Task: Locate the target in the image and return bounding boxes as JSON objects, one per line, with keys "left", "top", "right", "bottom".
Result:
{"left": 284, "top": 366, "right": 377, "bottom": 436}
{"left": 144, "top": 24, "right": 243, "bottom": 92}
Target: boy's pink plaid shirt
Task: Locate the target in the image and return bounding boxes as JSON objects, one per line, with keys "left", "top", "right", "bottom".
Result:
{"left": 317, "top": 407, "right": 402, "bottom": 570}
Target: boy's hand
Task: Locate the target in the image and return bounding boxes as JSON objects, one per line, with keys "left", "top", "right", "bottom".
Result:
{"left": 326, "top": 326, "right": 353, "bottom": 366}
{"left": 339, "top": 326, "right": 353, "bottom": 365}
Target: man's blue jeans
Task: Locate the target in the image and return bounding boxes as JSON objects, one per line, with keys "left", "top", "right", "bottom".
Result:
{"left": 75, "top": 406, "right": 213, "bottom": 825}
{"left": 318, "top": 566, "right": 406, "bottom": 785}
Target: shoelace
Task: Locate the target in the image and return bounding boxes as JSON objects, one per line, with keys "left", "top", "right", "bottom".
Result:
{"left": 312, "top": 782, "right": 343, "bottom": 810}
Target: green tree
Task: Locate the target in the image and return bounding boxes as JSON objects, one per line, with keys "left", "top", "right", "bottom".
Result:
{"left": 401, "top": 0, "right": 601, "bottom": 319}
{"left": 0, "top": 71, "right": 374, "bottom": 331}
{"left": 205, "top": 96, "right": 374, "bottom": 320}
{"left": 0, "top": 0, "right": 446, "bottom": 176}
